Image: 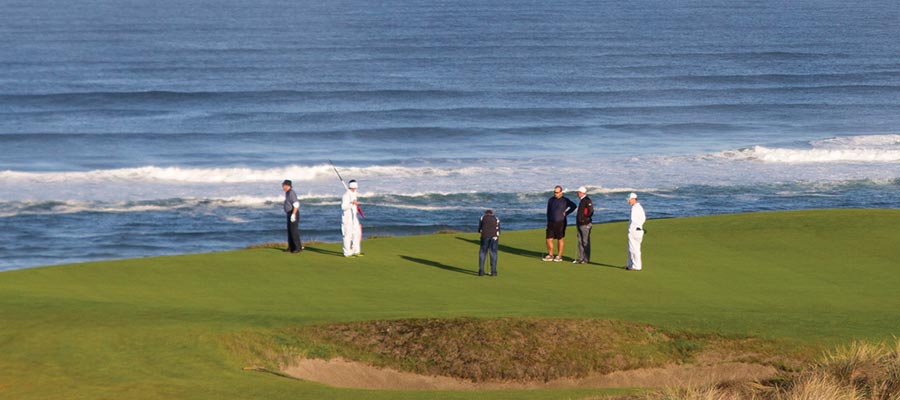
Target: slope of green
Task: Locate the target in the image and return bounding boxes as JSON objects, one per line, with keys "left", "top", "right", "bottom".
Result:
{"left": 1, "top": 209, "right": 898, "bottom": 399}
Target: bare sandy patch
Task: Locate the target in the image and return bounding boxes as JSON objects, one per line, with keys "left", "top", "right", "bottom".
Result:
{"left": 281, "top": 357, "right": 778, "bottom": 390}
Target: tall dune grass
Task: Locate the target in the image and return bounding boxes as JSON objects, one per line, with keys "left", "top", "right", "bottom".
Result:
{"left": 640, "top": 338, "right": 900, "bottom": 400}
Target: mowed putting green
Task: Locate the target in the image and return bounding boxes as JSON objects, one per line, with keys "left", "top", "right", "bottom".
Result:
{"left": 1, "top": 209, "right": 898, "bottom": 399}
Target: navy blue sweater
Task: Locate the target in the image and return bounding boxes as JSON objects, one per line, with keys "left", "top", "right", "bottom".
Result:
{"left": 546, "top": 196, "right": 577, "bottom": 222}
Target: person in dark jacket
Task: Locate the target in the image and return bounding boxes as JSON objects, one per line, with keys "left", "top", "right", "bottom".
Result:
{"left": 543, "top": 185, "right": 577, "bottom": 262}
{"left": 478, "top": 209, "right": 500, "bottom": 276}
{"left": 573, "top": 186, "right": 593, "bottom": 264}
{"left": 282, "top": 179, "right": 303, "bottom": 253}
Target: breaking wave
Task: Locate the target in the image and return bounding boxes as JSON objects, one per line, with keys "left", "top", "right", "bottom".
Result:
{"left": 0, "top": 164, "right": 508, "bottom": 184}
{"left": 716, "top": 134, "right": 900, "bottom": 163}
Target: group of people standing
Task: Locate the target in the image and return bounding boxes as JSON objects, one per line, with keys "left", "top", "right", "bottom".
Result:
{"left": 280, "top": 179, "right": 647, "bottom": 274}
{"left": 539, "top": 185, "right": 645, "bottom": 271}
{"left": 282, "top": 179, "right": 363, "bottom": 257}
{"left": 479, "top": 186, "right": 647, "bottom": 275}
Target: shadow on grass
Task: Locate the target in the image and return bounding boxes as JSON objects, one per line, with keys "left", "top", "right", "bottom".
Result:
{"left": 455, "top": 237, "right": 546, "bottom": 259}
{"left": 587, "top": 261, "right": 625, "bottom": 270}
{"left": 456, "top": 237, "right": 622, "bottom": 269}
{"left": 400, "top": 256, "right": 479, "bottom": 276}
{"left": 303, "top": 246, "right": 344, "bottom": 257}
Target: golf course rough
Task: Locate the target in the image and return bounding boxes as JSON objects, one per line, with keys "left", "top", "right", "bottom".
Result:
{"left": 1, "top": 209, "right": 898, "bottom": 400}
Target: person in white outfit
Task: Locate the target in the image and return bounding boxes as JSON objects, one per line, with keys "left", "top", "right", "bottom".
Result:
{"left": 626, "top": 192, "right": 646, "bottom": 271}
{"left": 341, "top": 180, "right": 363, "bottom": 257}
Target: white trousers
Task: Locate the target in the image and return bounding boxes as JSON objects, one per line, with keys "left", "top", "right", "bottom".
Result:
{"left": 342, "top": 218, "right": 362, "bottom": 256}
{"left": 627, "top": 230, "right": 644, "bottom": 270}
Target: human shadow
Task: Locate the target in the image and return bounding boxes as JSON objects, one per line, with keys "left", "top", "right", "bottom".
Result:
{"left": 455, "top": 237, "right": 545, "bottom": 259}
{"left": 304, "top": 246, "right": 344, "bottom": 257}
{"left": 587, "top": 261, "right": 625, "bottom": 270}
{"left": 456, "top": 237, "right": 623, "bottom": 269}
{"left": 399, "top": 256, "right": 480, "bottom": 276}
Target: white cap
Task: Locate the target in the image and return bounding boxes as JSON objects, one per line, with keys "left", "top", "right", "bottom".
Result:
{"left": 577, "top": 186, "right": 587, "bottom": 193}
{"left": 348, "top": 180, "right": 358, "bottom": 189}
{"left": 627, "top": 192, "right": 638, "bottom": 200}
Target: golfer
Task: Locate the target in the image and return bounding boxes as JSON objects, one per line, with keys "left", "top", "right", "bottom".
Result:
{"left": 282, "top": 179, "right": 303, "bottom": 253}
{"left": 626, "top": 192, "right": 646, "bottom": 271}
{"left": 477, "top": 209, "right": 500, "bottom": 276}
{"left": 543, "top": 185, "right": 577, "bottom": 262}
{"left": 341, "top": 180, "right": 363, "bottom": 257}
{"left": 573, "top": 186, "right": 593, "bottom": 264}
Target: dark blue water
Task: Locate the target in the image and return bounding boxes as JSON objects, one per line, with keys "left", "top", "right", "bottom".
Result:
{"left": 2, "top": 0, "right": 900, "bottom": 270}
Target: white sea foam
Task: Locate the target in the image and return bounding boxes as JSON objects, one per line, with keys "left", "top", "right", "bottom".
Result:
{"left": 716, "top": 134, "right": 900, "bottom": 163}
{"left": 0, "top": 164, "right": 505, "bottom": 184}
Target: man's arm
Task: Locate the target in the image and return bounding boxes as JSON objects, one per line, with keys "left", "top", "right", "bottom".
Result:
{"left": 290, "top": 191, "right": 299, "bottom": 216}
{"left": 565, "top": 198, "right": 577, "bottom": 216}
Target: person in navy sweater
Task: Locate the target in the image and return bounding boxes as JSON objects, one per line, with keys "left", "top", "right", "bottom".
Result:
{"left": 477, "top": 209, "right": 501, "bottom": 276}
{"left": 543, "top": 185, "right": 577, "bottom": 262}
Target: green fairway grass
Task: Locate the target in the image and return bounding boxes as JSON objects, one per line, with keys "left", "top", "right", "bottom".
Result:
{"left": 1, "top": 209, "right": 898, "bottom": 399}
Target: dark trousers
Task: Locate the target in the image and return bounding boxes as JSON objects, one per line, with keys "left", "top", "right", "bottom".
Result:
{"left": 286, "top": 215, "right": 302, "bottom": 251}
{"left": 479, "top": 237, "right": 498, "bottom": 276}
{"left": 576, "top": 223, "right": 591, "bottom": 262}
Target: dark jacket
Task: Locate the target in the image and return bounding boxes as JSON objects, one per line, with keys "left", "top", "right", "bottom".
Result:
{"left": 479, "top": 214, "right": 500, "bottom": 239}
{"left": 546, "top": 196, "right": 577, "bottom": 223}
{"left": 576, "top": 195, "right": 593, "bottom": 225}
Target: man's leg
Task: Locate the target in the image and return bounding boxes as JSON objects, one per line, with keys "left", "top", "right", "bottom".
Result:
{"left": 489, "top": 238, "right": 498, "bottom": 276}
{"left": 288, "top": 216, "right": 302, "bottom": 252}
{"left": 575, "top": 226, "right": 585, "bottom": 261}
{"left": 478, "top": 237, "right": 488, "bottom": 275}
{"left": 352, "top": 223, "right": 362, "bottom": 255}
{"left": 546, "top": 237, "right": 554, "bottom": 257}
{"left": 582, "top": 224, "right": 591, "bottom": 262}
{"left": 342, "top": 222, "right": 352, "bottom": 256}
{"left": 628, "top": 231, "right": 642, "bottom": 270}
{"left": 558, "top": 238, "right": 565, "bottom": 258}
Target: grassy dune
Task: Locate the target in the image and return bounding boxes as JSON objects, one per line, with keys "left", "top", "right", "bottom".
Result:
{"left": 1, "top": 209, "right": 898, "bottom": 399}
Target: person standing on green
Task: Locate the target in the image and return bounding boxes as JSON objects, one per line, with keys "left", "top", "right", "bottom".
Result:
{"left": 573, "top": 186, "right": 594, "bottom": 264}
{"left": 543, "top": 185, "right": 577, "bottom": 262}
{"left": 282, "top": 179, "right": 303, "bottom": 253}
{"left": 478, "top": 209, "right": 500, "bottom": 276}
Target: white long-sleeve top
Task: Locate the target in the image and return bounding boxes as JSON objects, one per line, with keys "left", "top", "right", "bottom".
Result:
{"left": 341, "top": 189, "right": 358, "bottom": 221}
{"left": 629, "top": 202, "right": 646, "bottom": 232}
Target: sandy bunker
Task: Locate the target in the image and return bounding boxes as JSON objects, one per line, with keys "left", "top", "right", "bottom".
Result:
{"left": 253, "top": 318, "right": 790, "bottom": 390}
{"left": 283, "top": 357, "right": 778, "bottom": 390}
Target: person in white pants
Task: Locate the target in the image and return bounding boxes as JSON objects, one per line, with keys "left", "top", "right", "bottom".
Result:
{"left": 626, "top": 192, "right": 646, "bottom": 271}
{"left": 341, "top": 180, "right": 363, "bottom": 257}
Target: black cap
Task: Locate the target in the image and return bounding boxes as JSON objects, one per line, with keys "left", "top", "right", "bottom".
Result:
{"left": 282, "top": 180, "right": 292, "bottom": 187}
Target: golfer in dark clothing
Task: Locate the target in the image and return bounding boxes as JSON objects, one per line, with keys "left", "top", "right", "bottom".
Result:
{"left": 478, "top": 210, "right": 500, "bottom": 276}
{"left": 573, "top": 186, "right": 594, "bottom": 264}
{"left": 544, "top": 185, "right": 577, "bottom": 262}
{"left": 282, "top": 180, "right": 303, "bottom": 253}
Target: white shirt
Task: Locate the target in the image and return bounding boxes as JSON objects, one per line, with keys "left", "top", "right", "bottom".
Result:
{"left": 341, "top": 189, "right": 358, "bottom": 219}
{"left": 629, "top": 202, "right": 645, "bottom": 232}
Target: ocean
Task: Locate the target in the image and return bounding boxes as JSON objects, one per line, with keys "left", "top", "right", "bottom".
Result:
{"left": 2, "top": 0, "right": 899, "bottom": 270}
